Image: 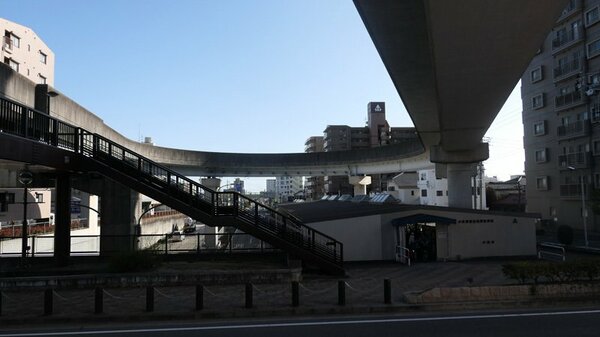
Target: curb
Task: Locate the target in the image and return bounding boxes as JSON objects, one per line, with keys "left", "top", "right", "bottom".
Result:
{"left": 1, "top": 296, "right": 598, "bottom": 327}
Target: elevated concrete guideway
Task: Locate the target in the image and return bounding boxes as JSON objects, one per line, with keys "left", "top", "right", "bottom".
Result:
{"left": 354, "top": 0, "right": 568, "bottom": 207}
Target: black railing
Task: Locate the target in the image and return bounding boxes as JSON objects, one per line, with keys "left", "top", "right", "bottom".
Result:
{"left": 555, "top": 90, "right": 583, "bottom": 109}
{"left": 553, "top": 58, "right": 582, "bottom": 80}
{"left": 0, "top": 95, "right": 343, "bottom": 270}
{"left": 552, "top": 25, "right": 583, "bottom": 50}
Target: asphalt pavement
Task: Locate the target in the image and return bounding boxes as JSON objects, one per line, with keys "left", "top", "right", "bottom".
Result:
{"left": 1, "top": 308, "right": 599, "bottom": 337}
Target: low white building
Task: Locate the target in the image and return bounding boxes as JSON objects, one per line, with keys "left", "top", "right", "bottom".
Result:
{"left": 282, "top": 200, "right": 538, "bottom": 262}
{"left": 0, "top": 188, "right": 52, "bottom": 226}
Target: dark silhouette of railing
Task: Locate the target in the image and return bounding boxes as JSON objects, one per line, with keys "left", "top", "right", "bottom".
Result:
{"left": 0, "top": 96, "right": 344, "bottom": 274}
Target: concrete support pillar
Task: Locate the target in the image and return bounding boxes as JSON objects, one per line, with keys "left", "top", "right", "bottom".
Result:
{"left": 446, "top": 163, "right": 477, "bottom": 209}
{"left": 54, "top": 172, "right": 71, "bottom": 266}
{"left": 349, "top": 176, "right": 371, "bottom": 196}
{"left": 100, "top": 180, "right": 141, "bottom": 256}
{"left": 201, "top": 177, "right": 221, "bottom": 191}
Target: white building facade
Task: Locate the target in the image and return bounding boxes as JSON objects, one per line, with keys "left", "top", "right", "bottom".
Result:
{"left": 1, "top": 18, "right": 55, "bottom": 86}
{"left": 275, "top": 176, "right": 303, "bottom": 203}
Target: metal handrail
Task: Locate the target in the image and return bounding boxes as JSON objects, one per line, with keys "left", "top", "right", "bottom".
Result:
{"left": 537, "top": 242, "right": 566, "bottom": 262}
{"left": 0, "top": 95, "right": 343, "bottom": 267}
{"left": 395, "top": 245, "right": 412, "bottom": 266}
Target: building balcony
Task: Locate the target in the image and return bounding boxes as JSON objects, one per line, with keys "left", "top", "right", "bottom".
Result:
{"left": 555, "top": 90, "right": 584, "bottom": 111}
{"left": 552, "top": 26, "right": 583, "bottom": 53}
{"left": 553, "top": 58, "right": 582, "bottom": 82}
{"left": 557, "top": 120, "right": 590, "bottom": 140}
{"left": 558, "top": 152, "right": 591, "bottom": 169}
{"left": 560, "top": 184, "right": 581, "bottom": 199}
{"left": 2, "top": 36, "right": 12, "bottom": 53}
{"left": 556, "top": 0, "right": 581, "bottom": 24}
{"left": 592, "top": 103, "right": 600, "bottom": 123}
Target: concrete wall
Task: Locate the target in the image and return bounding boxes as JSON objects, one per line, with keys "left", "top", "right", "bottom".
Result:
{"left": 307, "top": 215, "right": 384, "bottom": 261}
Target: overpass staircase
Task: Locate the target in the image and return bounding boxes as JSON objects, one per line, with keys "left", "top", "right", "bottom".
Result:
{"left": 0, "top": 96, "right": 344, "bottom": 275}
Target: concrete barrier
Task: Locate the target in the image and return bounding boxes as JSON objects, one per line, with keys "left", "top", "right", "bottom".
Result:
{"left": 404, "top": 283, "right": 600, "bottom": 304}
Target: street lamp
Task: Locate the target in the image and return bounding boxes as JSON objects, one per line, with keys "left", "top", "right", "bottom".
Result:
{"left": 18, "top": 169, "right": 33, "bottom": 259}
{"left": 568, "top": 166, "right": 589, "bottom": 247}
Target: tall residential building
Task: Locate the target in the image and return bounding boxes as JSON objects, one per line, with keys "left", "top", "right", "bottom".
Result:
{"left": 310, "top": 102, "right": 419, "bottom": 197}
{"left": 521, "top": 0, "right": 600, "bottom": 231}
{"left": 1, "top": 18, "right": 54, "bottom": 86}
{"left": 304, "top": 136, "right": 325, "bottom": 200}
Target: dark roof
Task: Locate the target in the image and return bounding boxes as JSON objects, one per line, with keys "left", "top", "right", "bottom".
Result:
{"left": 391, "top": 213, "right": 456, "bottom": 226}
{"left": 280, "top": 200, "right": 540, "bottom": 223}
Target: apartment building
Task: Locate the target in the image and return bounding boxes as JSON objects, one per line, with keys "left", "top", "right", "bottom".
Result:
{"left": 305, "top": 102, "right": 420, "bottom": 198}
{"left": 521, "top": 0, "right": 600, "bottom": 231}
{"left": 304, "top": 136, "right": 325, "bottom": 200}
{"left": 275, "top": 176, "right": 303, "bottom": 203}
{"left": 1, "top": 18, "right": 54, "bottom": 86}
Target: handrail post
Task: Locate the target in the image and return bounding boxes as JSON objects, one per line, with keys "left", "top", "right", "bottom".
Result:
{"left": 20, "top": 107, "right": 28, "bottom": 137}
{"left": 234, "top": 194, "right": 239, "bottom": 216}
{"left": 74, "top": 127, "right": 80, "bottom": 153}
{"left": 255, "top": 203, "right": 259, "bottom": 226}
{"left": 51, "top": 119, "right": 58, "bottom": 146}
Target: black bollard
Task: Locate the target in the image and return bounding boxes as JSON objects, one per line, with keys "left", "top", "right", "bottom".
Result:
{"left": 94, "top": 287, "right": 103, "bottom": 314}
{"left": 338, "top": 280, "right": 346, "bottom": 306}
{"left": 146, "top": 286, "right": 154, "bottom": 312}
{"left": 291, "top": 281, "right": 299, "bottom": 307}
{"left": 44, "top": 289, "right": 53, "bottom": 316}
{"left": 384, "top": 279, "right": 392, "bottom": 304}
{"left": 196, "top": 285, "right": 204, "bottom": 311}
{"left": 245, "top": 283, "right": 253, "bottom": 308}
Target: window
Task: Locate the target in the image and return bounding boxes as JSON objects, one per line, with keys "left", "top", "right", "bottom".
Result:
{"left": 531, "top": 67, "right": 543, "bottom": 83}
{"left": 35, "top": 193, "right": 43, "bottom": 203}
{"left": 5, "top": 58, "right": 19, "bottom": 72}
{"left": 587, "top": 39, "right": 600, "bottom": 58}
{"left": 586, "top": 7, "right": 600, "bottom": 26}
{"left": 411, "top": 191, "right": 415, "bottom": 196}
{"left": 594, "top": 139, "right": 600, "bottom": 155}
{"left": 39, "top": 51, "right": 47, "bottom": 64}
{"left": 0, "top": 192, "right": 15, "bottom": 212}
{"left": 590, "top": 73, "right": 600, "bottom": 86}
{"left": 532, "top": 93, "right": 544, "bottom": 109}
{"left": 536, "top": 176, "right": 549, "bottom": 190}
{"left": 38, "top": 74, "right": 46, "bottom": 84}
{"left": 421, "top": 189, "right": 427, "bottom": 197}
{"left": 436, "top": 190, "right": 443, "bottom": 197}
{"left": 533, "top": 121, "right": 546, "bottom": 136}
{"left": 420, "top": 172, "right": 426, "bottom": 181}
{"left": 535, "top": 148, "right": 547, "bottom": 163}
{"left": 9, "top": 33, "right": 19, "bottom": 48}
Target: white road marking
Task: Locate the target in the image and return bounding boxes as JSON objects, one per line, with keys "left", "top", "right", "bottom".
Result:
{"left": 2, "top": 309, "right": 600, "bottom": 336}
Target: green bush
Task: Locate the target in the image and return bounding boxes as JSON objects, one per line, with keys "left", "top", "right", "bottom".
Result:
{"left": 108, "top": 250, "right": 162, "bottom": 273}
{"left": 503, "top": 259, "right": 600, "bottom": 284}
{"left": 557, "top": 225, "right": 574, "bottom": 245}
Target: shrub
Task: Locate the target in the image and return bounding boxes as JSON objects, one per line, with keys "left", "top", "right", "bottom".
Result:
{"left": 556, "top": 225, "right": 574, "bottom": 245}
{"left": 108, "top": 250, "right": 161, "bottom": 273}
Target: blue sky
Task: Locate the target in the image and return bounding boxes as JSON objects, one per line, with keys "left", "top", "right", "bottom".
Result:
{"left": 2, "top": 0, "right": 524, "bottom": 192}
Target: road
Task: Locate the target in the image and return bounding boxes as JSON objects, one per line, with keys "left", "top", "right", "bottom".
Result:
{"left": 1, "top": 308, "right": 599, "bottom": 337}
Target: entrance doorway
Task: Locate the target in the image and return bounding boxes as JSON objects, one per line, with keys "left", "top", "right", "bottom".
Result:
{"left": 392, "top": 213, "right": 456, "bottom": 263}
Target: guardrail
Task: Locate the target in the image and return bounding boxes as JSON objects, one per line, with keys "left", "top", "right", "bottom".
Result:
{"left": 0, "top": 233, "right": 278, "bottom": 257}
{"left": 537, "top": 242, "right": 566, "bottom": 261}
{"left": 395, "top": 245, "right": 413, "bottom": 266}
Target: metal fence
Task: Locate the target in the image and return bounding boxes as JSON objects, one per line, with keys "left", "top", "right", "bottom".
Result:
{"left": 0, "top": 232, "right": 277, "bottom": 257}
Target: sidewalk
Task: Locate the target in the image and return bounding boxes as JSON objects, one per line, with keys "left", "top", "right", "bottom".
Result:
{"left": 0, "top": 259, "right": 512, "bottom": 325}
